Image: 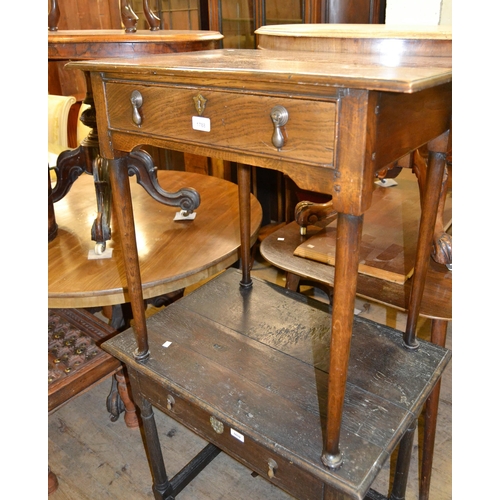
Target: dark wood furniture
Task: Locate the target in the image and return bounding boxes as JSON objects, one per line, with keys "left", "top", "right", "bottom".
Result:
{"left": 69, "top": 24, "right": 452, "bottom": 499}
{"left": 48, "top": 307, "right": 137, "bottom": 423}
{"left": 104, "top": 267, "right": 450, "bottom": 500}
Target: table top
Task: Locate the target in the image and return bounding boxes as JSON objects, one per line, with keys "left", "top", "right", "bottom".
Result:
{"left": 255, "top": 23, "right": 452, "bottom": 40}
{"left": 256, "top": 23, "right": 451, "bottom": 60}
{"left": 48, "top": 29, "right": 223, "bottom": 61}
{"left": 48, "top": 171, "right": 262, "bottom": 308}
{"left": 48, "top": 30, "right": 224, "bottom": 44}
{"left": 69, "top": 45, "right": 451, "bottom": 94}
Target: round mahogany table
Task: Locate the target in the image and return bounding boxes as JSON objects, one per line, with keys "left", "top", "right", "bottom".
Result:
{"left": 48, "top": 171, "right": 262, "bottom": 308}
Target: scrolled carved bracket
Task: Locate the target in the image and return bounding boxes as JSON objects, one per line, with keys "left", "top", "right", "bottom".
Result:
{"left": 51, "top": 148, "right": 88, "bottom": 202}
{"left": 432, "top": 232, "right": 452, "bottom": 266}
{"left": 295, "top": 200, "right": 337, "bottom": 235}
{"left": 126, "top": 149, "right": 201, "bottom": 213}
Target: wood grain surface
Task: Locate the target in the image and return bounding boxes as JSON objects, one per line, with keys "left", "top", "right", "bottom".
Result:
{"left": 48, "top": 171, "right": 262, "bottom": 308}
{"left": 293, "top": 169, "right": 452, "bottom": 284}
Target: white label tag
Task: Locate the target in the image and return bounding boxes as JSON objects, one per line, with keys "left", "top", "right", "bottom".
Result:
{"left": 162, "top": 341, "right": 172, "bottom": 348}
{"left": 88, "top": 248, "right": 113, "bottom": 260}
{"left": 192, "top": 116, "right": 211, "bottom": 132}
{"left": 174, "top": 211, "right": 196, "bottom": 221}
{"left": 375, "top": 178, "right": 398, "bottom": 188}
{"left": 230, "top": 428, "right": 245, "bottom": 443}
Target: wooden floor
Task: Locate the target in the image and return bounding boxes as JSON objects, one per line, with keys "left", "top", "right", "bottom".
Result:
{"left": 48, "top": 256, "right": 452, "bottom": 500}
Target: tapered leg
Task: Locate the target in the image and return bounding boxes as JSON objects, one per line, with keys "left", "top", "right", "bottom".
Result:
{"left": 237, "top": 163, "right": 253, "bottom": 288}
{"left": 419, "top": 319, "right": 448, "bottom": 500}
{"left": 404, "top": 131, "right": 449, "bottom": 347}
{"left": 107, "top": 156, "right": 150, "bottom": 360}
{"left": 322, "top": 213, "right": 363, "bottom": 469}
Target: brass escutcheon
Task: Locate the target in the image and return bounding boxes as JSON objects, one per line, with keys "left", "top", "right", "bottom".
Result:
{"left": 193, "top": 93, "right": 207, "bottom": 116}
{"left": 209, "top": 416, "right": 224, "bottom": 434}
{"left": 166, "top": 394, "right": 175, "bottom": 410}
{"left": 267, "top": 458, "right": 278, "bottom": 479}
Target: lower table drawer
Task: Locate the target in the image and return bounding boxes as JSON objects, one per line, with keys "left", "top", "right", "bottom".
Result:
{"left": 105, "top": 81, "right": 337, "bottom": 167}
{"left": 135, "top": 369, "right": 324, "bottom": 500}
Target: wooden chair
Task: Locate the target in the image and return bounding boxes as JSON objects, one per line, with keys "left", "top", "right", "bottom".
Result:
{"left": 260, "top": 167, "right": 451, "bottom": 500}
{"left": 48, "top": 308, "right": 139, "bottom": 495}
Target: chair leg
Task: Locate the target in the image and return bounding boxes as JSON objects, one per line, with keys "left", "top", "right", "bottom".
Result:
{"left": 420, "top": 319, "right": 448, "bottom": 500}
{"left": 115, "top": 369, "right": 139, "bottom": 428}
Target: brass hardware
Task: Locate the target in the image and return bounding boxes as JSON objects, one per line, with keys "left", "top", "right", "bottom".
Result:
{"left": 193, "top": 93, "right": 207, "bottom": 116}
{"left": 267, "top": 458, "right": 278, "bottom": 479}
{"left": 130, "top": 90, "right": 143, "bottom": 126}
{"left": 270, "top": 105, "right": 288, "bottom": 150}
{"left": 210, "top": 416, "right": 224, "bottom": 434}
{"left": 166, "top": 394, "right": 175, "bottom": 410}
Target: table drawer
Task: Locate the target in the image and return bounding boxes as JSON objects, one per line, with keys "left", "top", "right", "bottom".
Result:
{"left": 105, "top": 82, "right": 337, "bottom": 167}
{"left": 139, "top": 371, "right": 324, "bottom": 500}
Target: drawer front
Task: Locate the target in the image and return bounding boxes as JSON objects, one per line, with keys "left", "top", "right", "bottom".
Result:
{"left": 106, "top": 82, "right": 337, "bottom": 167}
{"left": 139, "top": 373, "right": 324, "bottom": 500}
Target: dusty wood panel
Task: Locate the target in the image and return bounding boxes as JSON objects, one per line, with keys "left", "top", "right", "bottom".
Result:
{"left": 102, "top": 268, "right": 450, "bottom": 499}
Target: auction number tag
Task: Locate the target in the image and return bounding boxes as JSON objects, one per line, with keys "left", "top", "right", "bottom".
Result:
{"left": 192, "top": 116, "right": 211, "bottom": 132}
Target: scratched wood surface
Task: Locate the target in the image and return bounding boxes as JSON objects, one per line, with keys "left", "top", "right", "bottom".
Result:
{"left": 48, "top": 261, "right": 452, "bottom": 500}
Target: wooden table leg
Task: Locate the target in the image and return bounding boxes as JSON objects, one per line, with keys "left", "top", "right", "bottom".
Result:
{"left": 322, "top": 213, "right": 364, "bottom": 469}
{"left": 108, "top": 156, "right": 150, "bottom": 360}
{"left": 238, "top": 163, "right": 253, "bottom": 288}
{"left": 404, "top": 131, "right": 450, "bottom": 348}
{"left": 389, "top": 418, "right": 418, "bottom": 500}
{"left": 419, "top": 319, "right": 448, "bottom": 500}
{"left": 127, "top": 368, "right": 174, "bottom": 500}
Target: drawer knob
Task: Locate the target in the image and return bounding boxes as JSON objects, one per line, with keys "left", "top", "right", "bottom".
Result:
{"left": 166, "top": 394, "right": 175, "bottom": 410}
{"left": 130, "top": 90, "right": 143, "bottom": 126}
{"left": 270, "top": 105, "right": 288, "bottom": 150}
{"left": 267, "top": 458, "right": 278, "bottom": 479}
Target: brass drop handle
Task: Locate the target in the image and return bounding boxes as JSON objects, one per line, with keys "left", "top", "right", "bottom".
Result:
{"left": 270, "top": 105, "right": 288, "bottom": 150}
{"left": 166, "top": 394, "right": 175, "bottom": 410}
{"left": 267, "top": 458, "right": 278, "bottom": 479}
{"left": 130, "top": 90, "right": 143, "bottom": 126}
